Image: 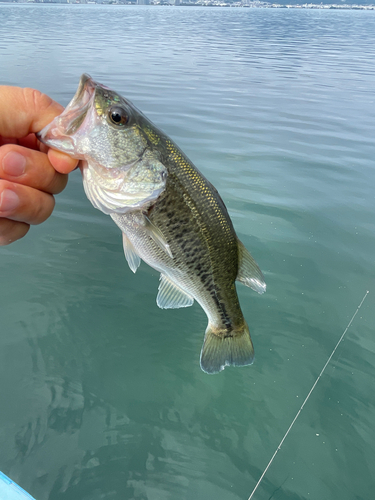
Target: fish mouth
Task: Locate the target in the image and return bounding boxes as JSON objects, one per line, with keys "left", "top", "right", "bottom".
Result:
{"left": 37, "top": 73, "right": 98, "bottom": 157}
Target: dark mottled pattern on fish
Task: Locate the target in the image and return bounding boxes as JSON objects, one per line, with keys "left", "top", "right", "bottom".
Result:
{"left": 147, "top": 135, "right": 245, "bottom": 334}
{"left": 38, "top": 74, "right": 266, "bottom": 374}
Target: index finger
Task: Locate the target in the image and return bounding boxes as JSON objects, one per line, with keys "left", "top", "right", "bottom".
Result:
{"left": 0, "top": 86, "right": 64, "bottom": 138}
{"left": 0, "top": 86, "right": 78, "bottom": 173}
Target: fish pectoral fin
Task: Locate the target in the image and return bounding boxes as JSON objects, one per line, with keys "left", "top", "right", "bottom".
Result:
{"left": 122, "top": 232, "right": 141, "bottom": 273}
{"left": 236, "top": 240, "right": 266, "bottom": 294}
{"left": 143, "top": 214, "right": 173, "bottom": 259}
{"left": 200, "top": 322, "right": 254, "bottom": 374}
{"left": 157, "top": 274, "right": 194, "bottom": 309}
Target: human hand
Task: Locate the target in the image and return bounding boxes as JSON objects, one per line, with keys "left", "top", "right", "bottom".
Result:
{"left": 0, "top": 86, "right": 78, "bottom": 245}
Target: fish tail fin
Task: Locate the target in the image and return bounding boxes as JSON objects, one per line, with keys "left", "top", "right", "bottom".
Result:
{"left": 199, "top": 322, "right": 254, "bottom": 374}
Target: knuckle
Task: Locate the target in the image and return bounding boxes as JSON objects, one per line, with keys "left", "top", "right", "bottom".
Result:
{"left": 48, "top": 174, "right": 68, "bottom": 195}
{"left": 22, "top": 87, "right": 54, "bottom": 114}
{"left": 41, "top": 172, "right": 59, "bottom": 194}
{"left": 0, "top": 219, "right": 29, "bottom": 245}
{"left": 33, "top": 193, "right": 55, "bottom": 225}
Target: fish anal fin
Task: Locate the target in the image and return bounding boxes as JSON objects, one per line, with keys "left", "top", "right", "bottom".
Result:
{"left": 236, "top": 240, "right": 266, "bottom": 294}
{"left": 143, "top": 214, "right": 173, "bottom": 259}
{"left": 200, "top": 322, "right": 254, "bottom": 374}
{"left": 157, "top": 274, "right": 194, "bottom": 309}
{"left": 122, "top": 232, "right": 141, "bottom": 273}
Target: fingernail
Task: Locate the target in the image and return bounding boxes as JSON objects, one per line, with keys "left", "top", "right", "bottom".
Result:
{"left": 0, "top": 189, "right": 20, "bottom": 212}
{"left": 2, "top": 151, "right": 26, "bottom": 177}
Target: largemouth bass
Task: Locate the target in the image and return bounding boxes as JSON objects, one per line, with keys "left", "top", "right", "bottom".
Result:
{"left": 38, "top": 74, "right": 266, "bottom": 374}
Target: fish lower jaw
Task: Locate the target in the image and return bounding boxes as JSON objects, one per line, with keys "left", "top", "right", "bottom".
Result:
{"left": 37, "top": 125, "right": 77, "bottom": 156}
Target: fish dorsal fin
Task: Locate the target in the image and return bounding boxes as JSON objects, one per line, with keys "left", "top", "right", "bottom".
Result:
{"left": 236, "top": 240, "right": 266, "bottom": 294}
{"left": 143, "top": 214, "right": 173, "bottom": 259}
{"left": 122, "top": 232, "right": 141, "bottom": 273}
{"left": 157, "top": 274, "right": 194, "bottom": 309}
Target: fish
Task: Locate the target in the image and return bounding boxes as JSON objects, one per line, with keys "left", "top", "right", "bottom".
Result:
{"left": 38, "top": 74, "right": 266, "bottom": 374}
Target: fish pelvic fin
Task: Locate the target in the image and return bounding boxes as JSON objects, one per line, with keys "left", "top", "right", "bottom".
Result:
{"left": 122, "top": 232, "right": 141, "bottom": 273}
{"left": 200, "top": 322, "right": 254, "bottom": 374}
{"left": 157, "top": 274, "right": 194, "bottom": 309}
{"left": 143, "top": 214, "right": 173, "bottom": 259}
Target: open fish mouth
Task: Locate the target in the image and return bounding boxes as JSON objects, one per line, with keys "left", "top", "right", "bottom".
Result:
{"left": 37, "top": 74, "right": 98, "bottom": 156}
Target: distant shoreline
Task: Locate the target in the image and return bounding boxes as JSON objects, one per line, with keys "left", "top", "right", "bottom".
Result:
{"left": 1, "top": 1, "right": 374, "bottom": 9}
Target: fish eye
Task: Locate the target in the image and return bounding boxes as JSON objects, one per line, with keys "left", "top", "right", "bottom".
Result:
{"left": 109, "top": 106, "right": 129, "bottom": 126}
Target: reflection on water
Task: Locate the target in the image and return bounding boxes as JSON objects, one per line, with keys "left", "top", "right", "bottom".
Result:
{"left": 0, "top": 5, "right": 375, "bottom": 500}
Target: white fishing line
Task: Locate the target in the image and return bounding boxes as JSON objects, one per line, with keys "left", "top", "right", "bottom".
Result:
{"left": 248, "top": 290, "right": 369, "bottom": 500}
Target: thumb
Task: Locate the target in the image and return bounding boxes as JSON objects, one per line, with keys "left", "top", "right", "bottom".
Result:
{"left": 48, "top": 149, "right": 79, "bottom": 174}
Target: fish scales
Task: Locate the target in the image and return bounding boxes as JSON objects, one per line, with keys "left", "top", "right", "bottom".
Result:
{"left": 132, "top": 115, "right": 244, "bottom": 331}
{"left": 161, "top": 144, "right": 243, "bottom": 328}
{"left": 38, "top": 74, "right": 266, "bottom": 374}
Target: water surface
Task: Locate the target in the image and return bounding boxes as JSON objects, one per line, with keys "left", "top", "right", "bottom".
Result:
{"left": 0, "top": 6, "right": 374, "bottom": 500}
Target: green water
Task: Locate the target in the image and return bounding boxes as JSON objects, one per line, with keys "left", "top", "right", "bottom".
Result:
{"left": 0, "top": 5, "right": 374, "bottom": 500}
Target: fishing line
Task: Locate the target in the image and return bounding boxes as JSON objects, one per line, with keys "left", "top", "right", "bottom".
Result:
{"left": 247, "top": 290, "right": 369, "bottom": 500}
